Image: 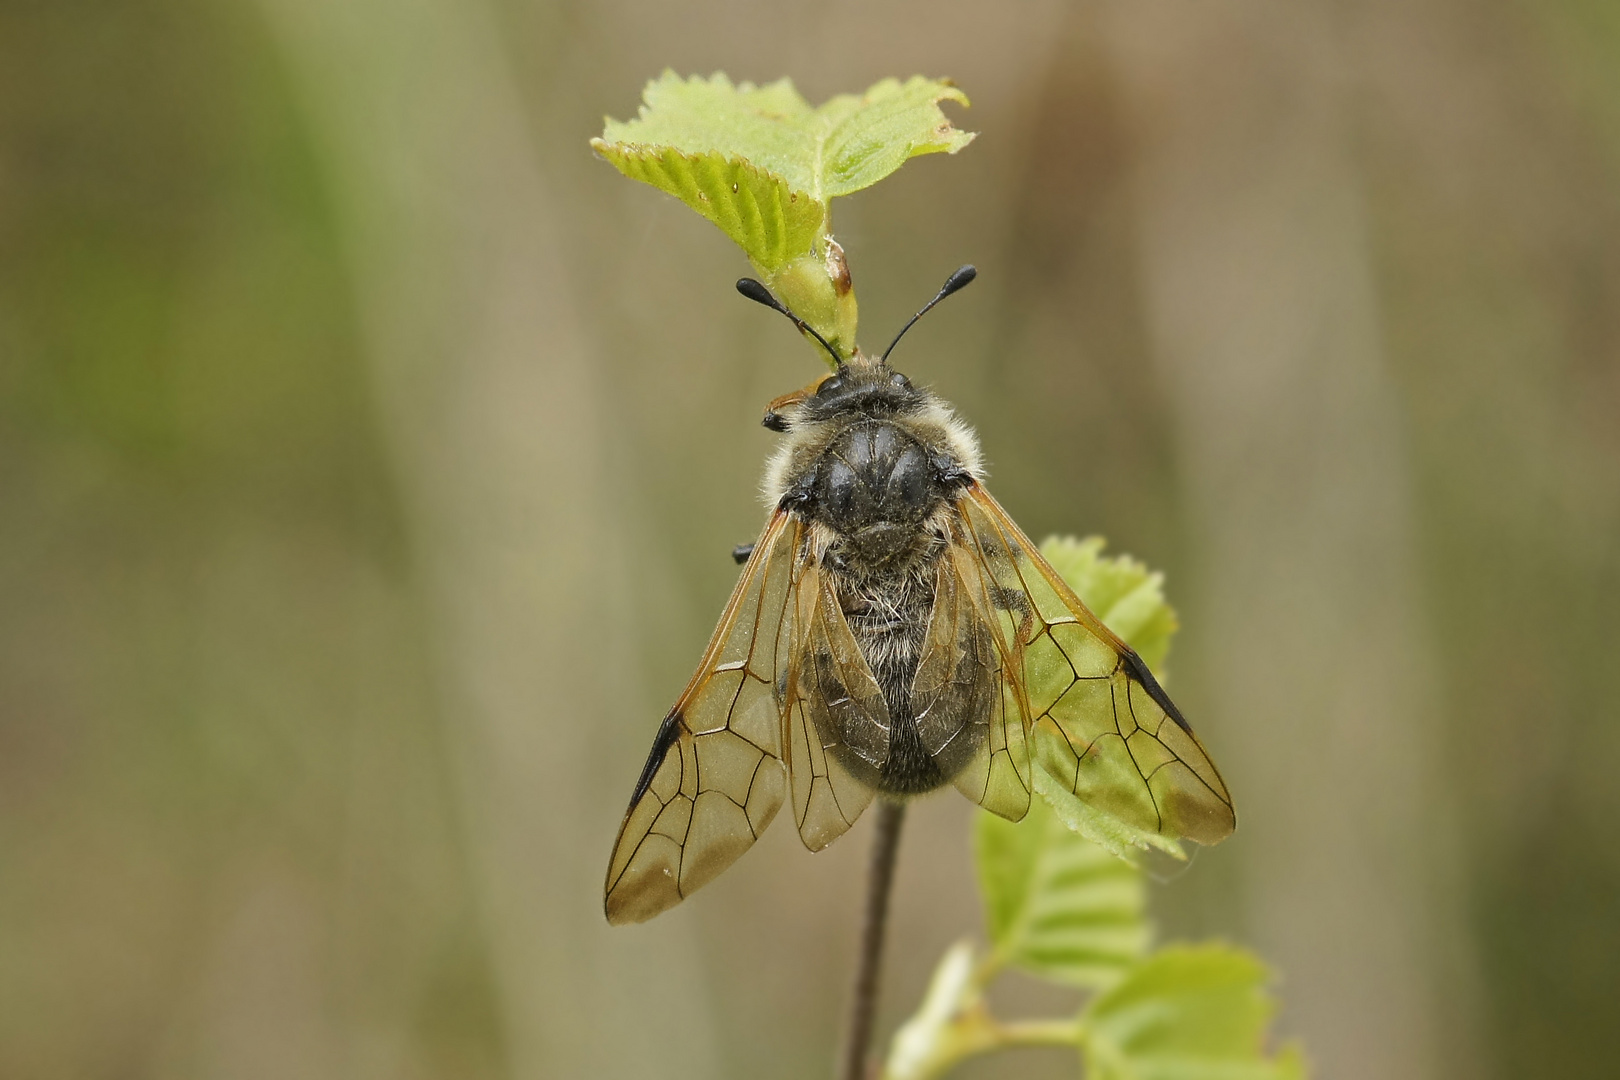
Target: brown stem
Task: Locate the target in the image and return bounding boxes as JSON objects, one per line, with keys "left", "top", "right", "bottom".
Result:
{"left": 839, "top": 799, "right": 907, "bottom": 1080}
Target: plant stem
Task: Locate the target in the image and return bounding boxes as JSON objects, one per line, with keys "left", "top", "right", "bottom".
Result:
{"left": 840, "top": 799, "right": 907, "bottom": 1080}
{"left": 994, "top": 1018, "right": 1086, "bottom": 1048}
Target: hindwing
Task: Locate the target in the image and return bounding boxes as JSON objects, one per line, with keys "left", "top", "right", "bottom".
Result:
{"left": 912, "top": 540, "right": 1033, "bottom": 820}
{"left": 785, "top": 563, "right": 886, "bottom": 850}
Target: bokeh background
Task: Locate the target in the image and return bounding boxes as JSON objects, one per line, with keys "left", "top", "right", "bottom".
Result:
{"left": 3, "top": 1, "right": 1619, "bottom": 1077}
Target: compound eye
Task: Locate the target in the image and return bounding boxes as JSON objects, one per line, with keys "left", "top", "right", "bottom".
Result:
{"left": 889, "top": 372, "right": 912, "bottom": 390}
{"left": 816, "top": 375, "right": 845, "bottom": 397}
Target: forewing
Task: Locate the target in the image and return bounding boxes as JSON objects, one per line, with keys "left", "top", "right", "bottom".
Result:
{"left": 912, "top": 545, "right": 1032, "bottom": 821}
{"left": 604, "top": 511, "right": 800, "bottom": 924}
{"left": 784, "top": 563, "right": 883, "bottom": 851}
{"left": 956, "top": 485, "right": 1236, "bottom": 846}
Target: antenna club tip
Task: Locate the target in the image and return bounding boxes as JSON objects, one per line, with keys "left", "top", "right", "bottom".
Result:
{"left": 734, "top": 276, "right": 843, "bottom": 366}
{"left": 879, "top": 261, "right": 980, "bottom": 363}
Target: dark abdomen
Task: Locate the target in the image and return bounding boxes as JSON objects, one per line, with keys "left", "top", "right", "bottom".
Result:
{"left": 799, "top": 420, "right": 985, "bottom": 794}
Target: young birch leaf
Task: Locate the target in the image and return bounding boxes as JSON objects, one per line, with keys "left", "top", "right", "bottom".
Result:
{"left": 1082, "top": 945, "right": 1308, "bottom": 1080}
{"left": 596, "top": 146, "right": 825, "bottom": 275}
{"left": 975, "top": 789, "right": 1149, "bottom": 989}
{"left": 593, "top": 71, "right": 974, "bottom": 272}
{"left": 813, "top": 76, "right": 976, "bottom": 197}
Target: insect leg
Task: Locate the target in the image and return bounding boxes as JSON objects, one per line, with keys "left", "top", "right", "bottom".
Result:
{"left": 732, "top": 543, "right": 755, "bottom": 564}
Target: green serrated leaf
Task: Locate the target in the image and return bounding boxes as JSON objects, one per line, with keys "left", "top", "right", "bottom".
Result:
{"left": 594, "top": 144, "right": 827, "bottom": 274}
{"left": 975, "top": 791, "right": 1149, "bottom": 988}
{"left": 593, "top": 71, "right": 973, "bottom": 272}
{"left": 807, "top": 76, "right": 976, "bottom": 198}
{"left": 1082, "top": 945, "right": 1308, "bottom": 1080}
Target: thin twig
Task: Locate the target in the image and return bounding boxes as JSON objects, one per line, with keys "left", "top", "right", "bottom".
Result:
{"left": 839, "top": 799, "right": 907, "bottom": 1080}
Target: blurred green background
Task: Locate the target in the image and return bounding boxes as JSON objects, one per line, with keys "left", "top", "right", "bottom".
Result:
{"left": 3, "top": 1, "right": 1618, "bottom": 1077}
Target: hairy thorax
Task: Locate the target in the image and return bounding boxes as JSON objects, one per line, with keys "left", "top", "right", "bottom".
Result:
{"left": 814, "top": 419, "right": 944, "bottom": 578}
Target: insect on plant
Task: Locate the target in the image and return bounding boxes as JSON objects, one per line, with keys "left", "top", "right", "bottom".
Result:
{"left": 603, "top": 266, "right": 1236, "bottom": 924}
{"left": 589, "top": 73, "right": 1281, "bottom": 1080}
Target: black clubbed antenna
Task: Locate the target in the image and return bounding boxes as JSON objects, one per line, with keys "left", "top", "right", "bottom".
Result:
{"left": 880, "top": 264, "right": 977, "bottom": 364}
{"left": 736, "top": 278, "right": 842, "bottom": 367}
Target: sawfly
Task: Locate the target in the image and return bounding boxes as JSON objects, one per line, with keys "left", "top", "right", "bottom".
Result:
{"left": 605, "top": 266, "right": 1235, "bottom": 924}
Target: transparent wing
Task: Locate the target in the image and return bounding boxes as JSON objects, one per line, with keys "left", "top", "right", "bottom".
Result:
{"left": 955, "top": 484, "right": 1236, "bottom": 846}
{"left": 604, "top": 510, "right": 801, "bottom": 924}
{"left": 784, "top": 563, "right": 883, "bottom": 851}
{"left": 911, "top": 542, "right": 1032, "bottom": 821}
